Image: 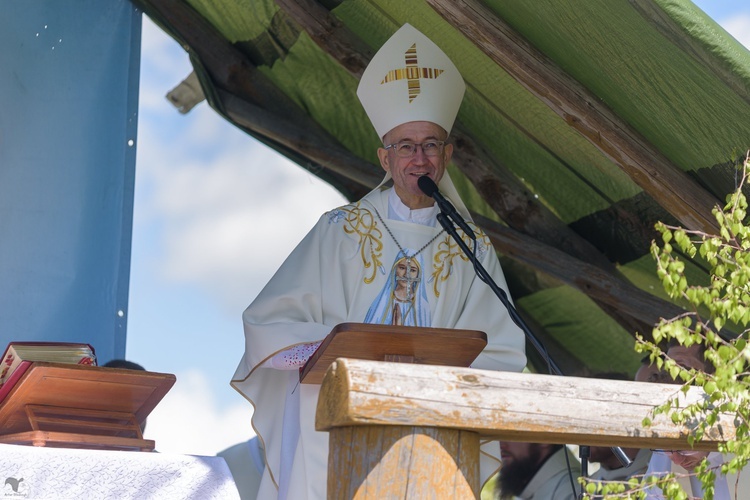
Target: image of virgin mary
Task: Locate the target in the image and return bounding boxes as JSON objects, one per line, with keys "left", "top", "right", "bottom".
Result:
{"left": 363, "top": 252, "right": 431, "bottom": 327}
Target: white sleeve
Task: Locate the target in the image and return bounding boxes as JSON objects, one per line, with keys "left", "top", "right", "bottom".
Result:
{"left": 644, "top": 452, "right": 672, "bottom": 499}
{"left": 689, "top": 452, "right": 729, "bottom": 500}
{"left": 261, "top": 342, "right": 322, "bottom": 370}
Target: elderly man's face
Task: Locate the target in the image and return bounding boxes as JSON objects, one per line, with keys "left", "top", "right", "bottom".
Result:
{"left": 667, "top": 345, "right": 706, "bottom": 372}
{"left": 377, "top": 121, "right": 453, "bottom": 209}
{"left": 635, "top": 362, "right": 670, "bottom": 383}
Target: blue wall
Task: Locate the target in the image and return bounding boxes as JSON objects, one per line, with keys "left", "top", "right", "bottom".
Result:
{"left": 0, "top": 0, "right": 142, "bottom": 362}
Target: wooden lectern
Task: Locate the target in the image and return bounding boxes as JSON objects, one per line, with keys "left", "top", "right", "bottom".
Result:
{"left": 299, "top": 323, "right": 488, "bottom": 384}
{"left": 317, "top": 359, "right": 731, "bottom": 499}
{"left": 0, "top": 362, "right": 175, "bottom": 451}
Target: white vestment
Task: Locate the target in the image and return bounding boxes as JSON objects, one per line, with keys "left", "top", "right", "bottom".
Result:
{"left": 644, "top": 451, "right": 729, "bottom": 499}
{"left": 519, "top": 447, "right": 581, "bottom": 500}
{"left": 231, "top": 183, "right": 526, "bottom": 499}
{"left": 590, "top": 448, "right": 652, "bottom": 482}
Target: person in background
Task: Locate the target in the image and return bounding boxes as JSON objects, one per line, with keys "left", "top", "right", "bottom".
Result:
{"left": 496, "top": 441, "right": 580, "bottom": 499}
{"left": 102, "top": 359, "right": 147, "bottom": 434}
{"left": 587, "top": 371, "right": 652, "bottom": 486}
{"left": 634, "top": 354, "right": 670, "bottom": 384}
{"left": 103, "top": 359, "right": 146, "bottom": 371}
{"left": 217, "top": 436, "right": 265, "bottom": 500}
{"left": 644, "top": 341, "right": 730, "bottom": 499}
{"left": 230, "top": 23, "right": 526, "bottom": 500}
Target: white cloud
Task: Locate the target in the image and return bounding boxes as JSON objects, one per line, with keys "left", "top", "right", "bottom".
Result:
{"left": 724, "top": 13, "right": 750, "bottom": 48}
{"left": 135, "top": 18, "right": 347, "bottom": 314}
{"left": 144, "top": 369, "right": 255, "bottom": 456}
{"left": 138, "top": 117, "right": 346, "bottom": 312}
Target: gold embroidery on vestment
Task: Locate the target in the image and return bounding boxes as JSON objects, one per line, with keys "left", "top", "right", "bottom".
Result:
{"left": 430, "top": 223, "right": 489, "bottom": 297}
{"left": 340, "top": 202, "right": 383, "bottom": 284}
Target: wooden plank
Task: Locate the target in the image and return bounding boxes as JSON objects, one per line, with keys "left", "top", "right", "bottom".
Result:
{"left": 427, "top": 0, "right": 720, "bottom": 234}
{"left": 273, "top": 0, "right": 373, "bottom": 76}
{"left": 0, "top": 431, "right": 155, "bottom": 452}
{"left": 316, "top": 358, "right": 733, "bottom": 451}
{"left": 451, "top": 133, "right": 657, "bottom": 336}
{"left": 220, "top": 91, "right": 382, "bottom": 190}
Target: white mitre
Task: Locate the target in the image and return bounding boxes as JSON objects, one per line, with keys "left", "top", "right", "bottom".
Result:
{"left": 357, "top": 23, "right": 471, "bottom": 219}
{"left": 357, "top": 23, "right": 465, "bottom": 140}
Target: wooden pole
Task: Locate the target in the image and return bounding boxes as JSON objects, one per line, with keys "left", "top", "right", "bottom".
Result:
{"left": 328, "top": 425, "right": 479, "bottom": 499}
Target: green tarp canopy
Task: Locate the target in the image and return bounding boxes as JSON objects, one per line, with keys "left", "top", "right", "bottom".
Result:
{"left": 135, "top": 0, "right": 750, "bottom": 377}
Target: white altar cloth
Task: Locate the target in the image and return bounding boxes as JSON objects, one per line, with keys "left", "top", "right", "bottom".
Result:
{"left": 0, "top": 444, "right": 240, "bottom": 499}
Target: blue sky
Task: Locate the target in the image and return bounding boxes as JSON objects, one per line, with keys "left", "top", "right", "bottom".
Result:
{"left": 128, "top": 17, "right": 345, "bottom": 455}
{"left": 128, "top": 2, "right": 750, "bottom": 456}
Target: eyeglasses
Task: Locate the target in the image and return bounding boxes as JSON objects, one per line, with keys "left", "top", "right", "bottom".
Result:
{"left": 384, "top": 140, "right": 445, "bottom": 158}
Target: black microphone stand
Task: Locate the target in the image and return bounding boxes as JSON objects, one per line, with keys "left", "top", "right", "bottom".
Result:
{"left": 434, "top": 210, "right": 633, "bottom": 482}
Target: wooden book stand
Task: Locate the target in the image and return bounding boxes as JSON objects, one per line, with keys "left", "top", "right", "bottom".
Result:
{"left": 0, "top": 362, "right": 175, "bottom": 451}
{"left": 299, "top": 323, "right": 488, "bottom": 384}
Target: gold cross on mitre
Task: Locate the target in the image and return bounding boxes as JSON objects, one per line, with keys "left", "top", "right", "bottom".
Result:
{"left": 380, "top": 43, "right": 444, "bottom": 103}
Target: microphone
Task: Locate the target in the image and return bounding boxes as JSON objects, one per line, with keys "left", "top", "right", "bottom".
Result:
{"left": 418, "top": 176, "right": 475, "bottom": 238}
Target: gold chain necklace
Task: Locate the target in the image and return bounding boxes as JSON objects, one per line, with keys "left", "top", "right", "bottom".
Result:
{"left": 373, "top": 207, "right": 444, "bottom": 301}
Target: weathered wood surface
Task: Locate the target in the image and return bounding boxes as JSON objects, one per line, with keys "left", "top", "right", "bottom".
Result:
{"left": 317, "top": 358, "right": 735, "bottom": 451}
{"left": 428, "top": 0, "right": 721, "bottom": 233}
{"left": 328, "top": 426, "right": 479, "bottom": 499}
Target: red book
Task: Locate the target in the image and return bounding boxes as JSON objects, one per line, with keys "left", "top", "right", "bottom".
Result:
{"left": 0, "top": 342, "right": 96, "bottom": 403}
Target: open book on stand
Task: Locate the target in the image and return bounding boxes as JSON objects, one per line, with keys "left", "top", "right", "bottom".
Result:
{"left": 0, "top": 342, "right": 96, "bottom": 403}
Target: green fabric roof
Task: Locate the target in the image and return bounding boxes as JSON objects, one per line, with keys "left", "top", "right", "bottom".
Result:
{"left": 137, "top": 0, "right": 750, "bottom": 377}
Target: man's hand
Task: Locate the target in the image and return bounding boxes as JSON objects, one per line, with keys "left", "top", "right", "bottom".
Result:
{"left": 668, "top": 450, "right": 709, "bottom": 470}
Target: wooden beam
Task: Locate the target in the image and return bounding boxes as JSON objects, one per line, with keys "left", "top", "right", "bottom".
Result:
{"left": 134, "top": 0, "right": 379, "bottom": 197}
{"left": 316, "top": 358, "right": 733, "bottom": 451}
{"left": 140, "top": 0, "right": 687, "bottom": 338}
{"left": 474, "top": 213, "right": 685, "bottom": 329}
{"left": 450, "top": 131, "right": 617, "bottom": 273}
{"left": 452, "top": 133, "right": 658, "bottom": 336}
{"left": 273, "top": 0, "right": 373, "bottom": 76}
{"left": 427, "top": 0, "right": 721, "bottom": 234}
{"left": 135, "top": 0, "right": 300, "bottom": 121}
{"left": 271, "top": 0, "right": 673, "bottom": 335}
{"left": 220, "top": 91, "right": 382, "bottom": 191}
